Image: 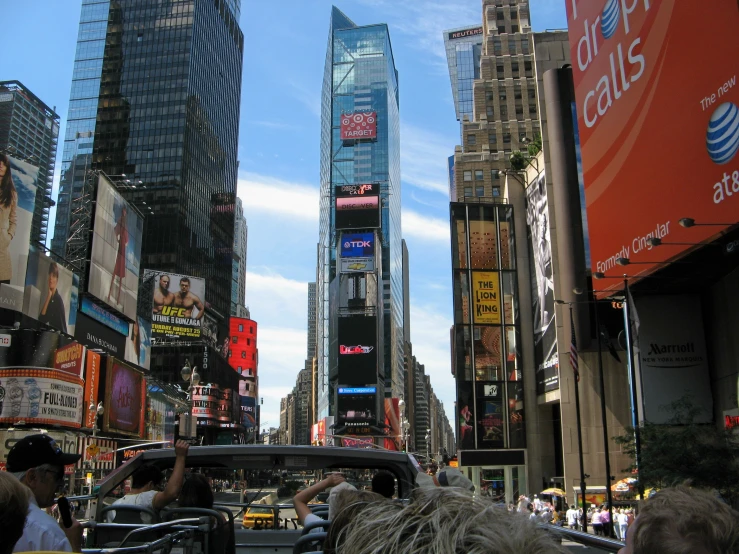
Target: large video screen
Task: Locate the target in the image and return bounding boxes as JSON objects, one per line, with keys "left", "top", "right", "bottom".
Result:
{"left": 337, "top": 315, "right": 377, "bottom": 386}
{"left": 0, "top": 154, "right": 38, "bottom": 311}
{"left": 335, "top": 184, "right": 380, "bottom": 230}
{"left": 88, "top": 175, "right": 143, "bottom": 319}
{"left": 337, "top": 387, "right": 377, "bottom": 426}
{"left": 23, "top": 247, "right": 79, "bottom": 336}
{"left": 149, "top": 271, "right": 206, "bottom": 340}
{"left": 103, "top": 358, "right": 146, "bottom": 438}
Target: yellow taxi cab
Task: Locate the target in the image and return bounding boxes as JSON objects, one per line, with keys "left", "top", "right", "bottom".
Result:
{"left": 242, "top": 505, "right": 278, "bottom": 529}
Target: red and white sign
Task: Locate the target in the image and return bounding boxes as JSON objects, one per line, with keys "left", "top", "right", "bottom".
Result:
{"left": 341, "top": 112, "right": 377, "bottom": 141}
{"left": 54, "top": 342, "right": 86, "bottom": 377}
{"left": 336, "top": 196, "right": 379, "bottom": 211}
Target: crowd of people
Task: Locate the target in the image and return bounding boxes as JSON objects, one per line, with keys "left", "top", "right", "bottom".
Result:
{"left": 1, "top": 434, "right": 739, "bottom": 554}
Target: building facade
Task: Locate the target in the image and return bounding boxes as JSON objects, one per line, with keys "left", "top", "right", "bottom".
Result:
{"left": 307, "top": 282, "right": 316, "bottom": 360}
{"left": 443, "top": 26, "right": 484, "bottom": 129}
{"left": 52, "top": 0, "right": 243, "bottom": 327}
{"left": 232, "top": 197, "right": 248, "bottom": 317}
{"left": 0, "top": 81, "right": 60, "bottom": 246}
{"left": 316, "top": 7, "right": 403, "bottom": 426}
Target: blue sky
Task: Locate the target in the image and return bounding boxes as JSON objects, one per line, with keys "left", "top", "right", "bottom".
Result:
{"left": 2, "top": 0, "right": 567, "bottom": 434}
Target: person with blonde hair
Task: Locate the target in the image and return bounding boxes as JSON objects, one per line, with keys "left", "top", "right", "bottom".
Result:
{"left": 337, "top": 486, "right": 567, "bottom": 554}
{"left": 619, "top": 486, "right": 739, "bottom": 554}
{"left": 0, "top": 471, "right": 30, "bottom": 554}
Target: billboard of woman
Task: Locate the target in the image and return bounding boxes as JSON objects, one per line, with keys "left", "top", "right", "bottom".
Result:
{"left": 0, "top": 154, "right": 38, "bottom": 312}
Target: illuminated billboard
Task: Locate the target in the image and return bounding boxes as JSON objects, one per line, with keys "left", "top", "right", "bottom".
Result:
{"left": 103, "top": 358, "right": 146, "bottom": 438}
{"left": 0, "top": 154, "right": 38, "bottom": 312}
{"left": 149, "top": 271, "right": 206, "bottom": 340}
{"left": 337, "top": 386, "right": 377, "bottom": 427}
{"left": 88, "top": 175, "right": 143, "bottom": 319}
{"left": 340, "top": 111, "right": 377, "bottom": 141}
{"left": 340, "top": 231, "right": 375, "bottom": 273}
{"left": 23, "top": 247, "right": 79, "bottom": 336}
{"left": 335, "top": 183, "right": 381, "bottom": 230}
{"left": 565, "top": 1, "right": 739, "bottom": 296}
{"left": 337, "top": 316, "right": 377, "bottom": 386}
{"left": 471, "top": 272, "right": 501, "bottom": 324}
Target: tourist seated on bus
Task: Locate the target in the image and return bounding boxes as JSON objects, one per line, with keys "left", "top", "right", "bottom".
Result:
{"left": 371, "top": 471, "right": 395, "bottom": 499}
{"left": 293, "top": 473, "right": 356, "bottom": 528}
{"left": 336, "top": 486, "right": 567, "bottom": 554}
{"left": 619, "top": 486, "right": 739, "bottom": 554}
{"left": 107, "top": 440, "right": 189, "bottom": 523}
{"left": 178, "top": 474, "right": 214, "bottom": 509}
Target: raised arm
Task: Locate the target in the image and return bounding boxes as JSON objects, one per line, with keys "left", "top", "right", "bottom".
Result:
{"left": 293, "top": 473, "right": 345, "bottom": 524}
{"left": 153, "top": 440, "right": 190, "bottom": 510}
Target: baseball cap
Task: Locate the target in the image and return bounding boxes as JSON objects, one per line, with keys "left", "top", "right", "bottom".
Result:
{"left": 415, "top": 468, "right": 474, "bottom": 492}
{"left": 7, "top": 434, "right": 81, "bottom": 472}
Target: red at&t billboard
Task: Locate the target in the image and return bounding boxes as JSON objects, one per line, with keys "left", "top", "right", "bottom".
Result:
{"left": 341, "top": 112, "right": 377, "bottom": 141}
{"left": 566, "top": 1, "right": 739, "bottom": 296}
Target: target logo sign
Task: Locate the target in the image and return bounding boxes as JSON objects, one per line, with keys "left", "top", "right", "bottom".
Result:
{"left": 341, "top": 111, "right": 377, "bottom": 141}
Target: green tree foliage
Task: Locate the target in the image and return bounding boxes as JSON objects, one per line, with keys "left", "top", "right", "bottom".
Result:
{"left": 614, "top": 396, "right": 739, "bottom": 502}
{"left": 527, "top": 133, "right": 542, "bottom": 157}
{"left": 509, "top": 151, "right": 527, "bottom": 171}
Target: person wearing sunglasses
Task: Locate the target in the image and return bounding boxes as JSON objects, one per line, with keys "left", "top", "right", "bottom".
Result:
{"left": 7, "top": 434, "right": 82, "bottom": 552}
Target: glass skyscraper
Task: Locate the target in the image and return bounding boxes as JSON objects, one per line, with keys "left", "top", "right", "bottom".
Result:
{"left": 316, "top": 7, "right": 403, "bottom": 420}
{"left": 443, "top": 26, "right": 483, "bottom": 125}
{"left": 52, "top": 0, "right": 243, "bottom": 324}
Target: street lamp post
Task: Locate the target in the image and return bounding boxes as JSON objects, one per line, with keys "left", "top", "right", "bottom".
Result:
{"left": 181, "top": 360, "right": 201, "bottom": 439}
{"left": 425, "top": 429, "right": 431, "bottom": 467}
{"left": 90, "top": 401, "right": 104, "bottom": 437}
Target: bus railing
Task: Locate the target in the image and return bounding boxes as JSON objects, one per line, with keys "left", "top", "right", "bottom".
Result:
{"left": 544, "top": 525, "right": 624, "bottom": 552}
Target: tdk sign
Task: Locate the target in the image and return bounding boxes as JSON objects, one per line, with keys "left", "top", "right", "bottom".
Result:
{"left": 341, "top": 232, "right": 374, "bottom": 257}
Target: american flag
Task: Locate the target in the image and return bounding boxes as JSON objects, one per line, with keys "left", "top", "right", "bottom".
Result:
{"left": 570, "top": 312, "right": 579, "bottom": 382}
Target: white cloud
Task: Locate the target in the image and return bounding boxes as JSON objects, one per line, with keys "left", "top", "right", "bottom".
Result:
{"left": 245, "top": 271, "right": 309, "bottom": 326}
{"left": 237, "top": 173, "right": 319, "bottom": 221}
{"left": 401, "top": 121, "right": 455, "bottom": 195}
{"left": 357, "top": 0, "right": 480, "bottom": 70}
{"left": 403, "top": 209, "right": 450, "bottom": 242}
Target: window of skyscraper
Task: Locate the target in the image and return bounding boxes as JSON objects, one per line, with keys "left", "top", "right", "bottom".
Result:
{"left": 487, "top": 107, "right": 495, "bottom": 118}
{"left": 491, "top": 170, "right": 500, "bottom": 181}
{"left": 476, "top": 185, "right": 485, "bottom": 197}
{"left": 468, "top": 134, "right": 477, "bottom": 146}
{"left": 464, "top": 187, "right": 473, "bottom": 197}
{"left": 498, "top": 26, "right": 506, "bottom": 34}
{"left": 511, "top": 25, "right": 519, "bottom": 33}
{"left": 503, "top": 134, "right": 511, "bottom": 143}
{"left": 464, "top": 171, "right": 473, "bottom": 181}
{"left": 475, "top": 170, "right": 484, "bottom": 180}
{"left": 489, "top": 134, "right": 497, "bottom": 145}
{"left": 493, "top": 186, "right": 501, "bottom": 197}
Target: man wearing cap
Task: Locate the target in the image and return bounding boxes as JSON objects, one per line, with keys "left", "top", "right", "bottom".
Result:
{"left": 415, "top": 467, "right": 475, "bottom": 492}
{"left": 7, "top": 434, "right": 83, "bottom": 552}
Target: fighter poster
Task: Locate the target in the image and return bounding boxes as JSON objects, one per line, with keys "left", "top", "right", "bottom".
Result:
{"left": 148, "top": 272, "right": 206, "bottom": 340}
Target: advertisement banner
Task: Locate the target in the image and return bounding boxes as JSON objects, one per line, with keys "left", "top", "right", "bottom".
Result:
{"left": 525, "top": 172, "right": 558, "bottom": 394}
{"left": 0, "top": 368, "right": 84, "bottom": 428}
{"left": 340, "top": 111, "right": 377, "bottom": 141}
{"left": 80, "top": 297, "right": 129, "bottom": 336}
{"left": 82, "top": 351, "right": 101, "bottom": 428}
{"left": 0, "top": 328, "right": 84, "bottom": 372}
{"left": 477, "top": 400, "right": 504, "bottom": 449}
{"left": 565, "top": 1, "right": 739, "bottom": 296}
{"left": 124, "top": 317, "right": 150, "bottom": 370}
{"left": 74, "top": 312, "right": 126, "bottom": 359}
{"left": 457, "top": 380, "right": 474, "bottom": 450}
{"left": 0, "top": 154, "right": 38, "bottom": 312}
{"left": 635, "top": 294, "right": 712, "bottom": 424}
{"left": 448, "top": 27, "right": 483, "bottom": 40}
{"left": 53, "top": 342, "right": 85, "bottom": 377}
{"left": 77, "top": 437, "right": 117, "bottom": 472}
{"left": 240, "top": 395, "right": 256, "bottom": 433}
{"left": 340, "top": 233, "right": 375, "bottom": 257}
{"left": 340, "top": 257, "right": 375, "bottom": 273}
{"left": 0, "top": 430, "right": 78, "bottom": 471}
{"left": 146, "top": 384, "right": 175, "bottom": 442}
{"left": 149, "top": 272, "right": 206, "bottom": 340}
{"left": 103, "top": 358, "right": 146, "bottom": 437}
{"left": 192, "top": 384, "right": 221, "bottom": 420}
{"left": 88, "top": 174, "right": 144, "bottom": 318}
{"left": 383, "top": 398, "right": 400, "bottom": 451}
{"left": 471, "top": 272, "right": 501, "bottom": 324}
{"left": 335, "top": 184, "right": 381, "bottom": 230}
{"left": 337, "top": 316, "right": 377, "bottom": 386}
{"left": 23, "top": 247, "right": 79, "bottom": 335}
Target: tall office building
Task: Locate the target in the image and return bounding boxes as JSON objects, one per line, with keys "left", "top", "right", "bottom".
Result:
{"left": 446, "top": 0, "right": 573, "bottom": 500}
{"left": 52, "top": 0, "right": 243, "bottom": 324}
{"left": 0, "top": 81, "right": 60, "bottom": 246}
{"left": 307, "top": 282, "right": 316, "bottom": 360}
{"left": 232, "top": 197, "right": 248, "bottom": 317}
{"left": 316, "top": 7, "right": 403, "bottom": 424}
{"left": 443, "top": 26, "right": 484, "bottom": 127}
